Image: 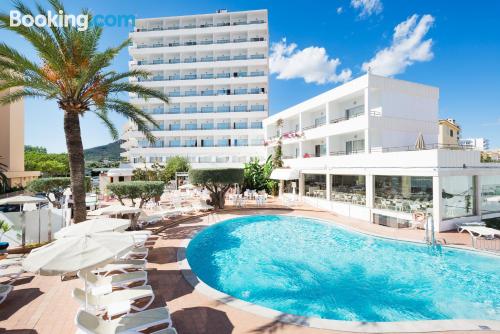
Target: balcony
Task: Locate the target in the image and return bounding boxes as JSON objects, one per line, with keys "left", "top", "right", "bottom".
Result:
{"left": 168, "top": 108, "right": 180, "bottom": 114}
{"left": 217, "top": 123, "right": 231, "bottom": 129}
{"left": 217, "top": 106, "right": 230, "bottom": 112}
{"left": 133, "top": 38, "right": 266, "bottom": 50}
{"left": 201, "top": 124, "right": 214, "bottom": 130}
{"left": 330, "top": 108, "right": 364, "bottom": 124}
{"left": 234, "top": 140, "right": 248, "bottom": 147}
{"left": 234, "top": 122, "right": 248, "bottom": 129}
{"left": 184, "top": 124, "right": 197, "bottom": 130}
{"left": 134, "top": 19, "right": 265, "bottom": 33}
{"left": 201, "top": 107, "right": 214, "bottom": 113}
{"left": 163, "top": 89, "right": 266, "bottom": 98}
{"left": 303, "top": 116, "right": 326, "bottom": 131}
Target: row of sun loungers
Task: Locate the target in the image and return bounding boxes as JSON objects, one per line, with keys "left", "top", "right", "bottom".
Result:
{"left": 73, "top": 231, "right": 178, "bottom": 333}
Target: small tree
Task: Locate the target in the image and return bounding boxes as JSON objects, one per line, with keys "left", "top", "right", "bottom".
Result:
{"left": 162, "top": 156, "right": 190, "bottom": 182}
{"left": 107, "top": 181, "right": 164, "bottom": 208}
{"left": 27, "top": 177, "right": 91, "bottom": 208}
{"left": 189, "top": 169, "right": 244, "bottom": 209}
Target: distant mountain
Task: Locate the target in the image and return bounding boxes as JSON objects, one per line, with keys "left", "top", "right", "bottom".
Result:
{"left": 84, "top": 140, "right": 124, "bottom": 161}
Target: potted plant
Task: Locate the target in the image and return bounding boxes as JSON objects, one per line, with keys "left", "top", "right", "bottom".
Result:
{"left": 0, "top": 219, "right": 11, "bottom": 255}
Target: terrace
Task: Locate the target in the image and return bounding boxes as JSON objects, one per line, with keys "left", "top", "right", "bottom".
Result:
{"left": 1, "top": 198, "right": 489, "bottom": 334}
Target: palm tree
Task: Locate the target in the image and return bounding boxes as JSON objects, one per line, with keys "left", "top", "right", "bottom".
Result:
{"left": 0, "top": 0, "right": 168, "bottom": 222}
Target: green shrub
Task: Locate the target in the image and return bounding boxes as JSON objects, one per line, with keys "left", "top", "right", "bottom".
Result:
{"left": 27, "top": 177, "right": 91, "bottom": 207}
{"left": 189, "top": 168, "right": 243, "bottom": 209}
{"left": 107, "top": 181, "right": 164, "bottom": 208}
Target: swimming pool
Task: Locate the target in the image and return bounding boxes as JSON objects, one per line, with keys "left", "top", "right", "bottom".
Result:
{"left": 186, "top": 215, "right": 500, "bottom": 322}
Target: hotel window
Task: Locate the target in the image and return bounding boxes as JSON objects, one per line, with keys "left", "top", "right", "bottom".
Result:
{"left": 442, "top": 176, "right": 476, "bottom": 218}
{"left": 374, "top": 176, "right": 433, "bottom": 213}
{"left": 304, "top": 174, "right": 326, "bottom": 199}
{"left": 331, "top": 175, "right": 366, "bottom": 205}
{"left": 481, "top": 175, "right": 500, "bottom": 214}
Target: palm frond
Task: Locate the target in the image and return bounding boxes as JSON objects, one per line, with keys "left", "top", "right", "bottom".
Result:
{"left": 0, "top": 89, "right": 48, "bottom": 105}
{"left": 93, "top": 109, "right": 118, "bottom": 139}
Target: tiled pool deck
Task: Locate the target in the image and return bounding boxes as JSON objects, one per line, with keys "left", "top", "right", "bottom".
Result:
{"left": 1, "top": 202, "right": 497, "bottom": 334}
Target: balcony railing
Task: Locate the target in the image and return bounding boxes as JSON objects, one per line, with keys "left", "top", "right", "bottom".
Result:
{"left": 330, "top": 149, "right": 365, "bottom": 156}
{"left": 371, "top": 143, "right": 475, "bottom": 153}
{"left": 137, "top": 70, "right": 266, "bottom": 82}
{"left": 142, "top": 105, "right": 266, "bottom": 115}
{"left": 149, "top": 123, "right": 262, "bottom": 131}
{"left": 163, "top": 89, "right": 266, "bottom": 98}
{"left": 330, "top": 111, "right": 364, "bottom": 124}
{"left": 134, "top": 19, "right": 265, "bottom": 32}
{"left": 134, "top": 38, "right": 266, "bottom": 49}
{"left": 137, "top": 142, "right": 261, "bottom": 148}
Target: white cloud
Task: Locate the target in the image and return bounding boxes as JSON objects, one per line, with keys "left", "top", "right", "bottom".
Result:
{"left": 351, "top": 0, "right": 383, "bottom": 18}
{"left": 362, "top": 14, "right": 435, "bottom": 76}
{"left": 337, "top": 7, "right": 344, "bottom": 14}
{"left": 269, "top": 38, "right": 352, "bottom": 85}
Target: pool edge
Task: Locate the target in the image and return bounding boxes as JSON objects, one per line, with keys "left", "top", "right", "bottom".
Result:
{"left": 177, "top": 213, "right": 500, "bottom": 333}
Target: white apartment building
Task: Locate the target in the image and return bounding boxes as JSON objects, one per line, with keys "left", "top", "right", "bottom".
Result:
{"left": 264, "top": 73, "right": 500, "bottom": 231}
{"left": 122, "top": 9, "right": 268, "bottom": 168}
{"left": 459, "top": 138, "right": 490, "bottom": 151}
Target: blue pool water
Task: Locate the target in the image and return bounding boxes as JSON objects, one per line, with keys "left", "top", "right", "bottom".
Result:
{"left": 186, "top": 215, "right": 500, "bottom": 322}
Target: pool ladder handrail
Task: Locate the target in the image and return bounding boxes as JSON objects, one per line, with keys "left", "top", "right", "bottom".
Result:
{"left": 425, "top": 213, "right": 437, "bottom": 246}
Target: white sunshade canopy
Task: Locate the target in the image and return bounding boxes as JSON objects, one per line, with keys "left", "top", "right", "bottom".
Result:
{"left": 22, "top": 232, "right": 135, "bottom": 275}
{"left": 179, "top": 183, "right": 196, "bottom": 189}
{"left": 88, "top": 205, "right": 141, "bottom": 216}
{"left": 270, "top": 168, "right": 300, "bottom": 180}
{"left": 486, "top": 196, "right": 500, "bottom": 202}
{"left": 107, "top": 168, "right": 134, "bottom": 177}
{"left": 54, "top": 218, "right": 131, "bottom": 239}
{"left": 0, "top": 195, "right": 48, "bottom": 205}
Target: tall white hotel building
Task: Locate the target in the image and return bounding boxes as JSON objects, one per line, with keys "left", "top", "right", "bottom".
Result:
{"left": 122, "top": 9, "right": 269, "bottom": 167}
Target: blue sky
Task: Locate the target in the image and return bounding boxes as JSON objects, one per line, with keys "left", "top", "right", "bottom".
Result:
{"left": 1, "top": 0, "right": 499, "bottom": 152}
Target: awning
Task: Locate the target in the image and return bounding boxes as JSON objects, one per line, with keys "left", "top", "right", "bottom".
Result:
{"left": 107, "top": 168, "right": 134, "bottom": 177}
{"left": 270, "top": 168, "right": 299, "bottom": 180}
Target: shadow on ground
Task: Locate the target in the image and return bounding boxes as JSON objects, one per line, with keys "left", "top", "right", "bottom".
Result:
{"left": 0, "top": 288, "right": 43, "bottom": 321}
{"left": 172, "top": 307, "right": 234, "bottom": 334}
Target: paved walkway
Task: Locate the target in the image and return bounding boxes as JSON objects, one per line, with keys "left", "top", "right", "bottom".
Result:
{"left": 0, "top": 204, "right": 495, "bottom": 334}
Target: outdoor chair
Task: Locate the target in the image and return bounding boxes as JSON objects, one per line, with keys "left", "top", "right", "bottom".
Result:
{"left": 75, "top": 307, "right": 172, "bottom": 334}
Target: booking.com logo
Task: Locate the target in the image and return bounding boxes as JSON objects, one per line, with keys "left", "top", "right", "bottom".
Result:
{"left": 9, "top": 10, "right": 135, "bottom": 31}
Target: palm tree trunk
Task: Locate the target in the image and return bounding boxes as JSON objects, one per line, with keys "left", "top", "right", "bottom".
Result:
{"left": 63, "top": 111, "right": 87, "bottom": 223}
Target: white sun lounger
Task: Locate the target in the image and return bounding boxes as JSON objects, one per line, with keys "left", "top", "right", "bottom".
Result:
{"left": 461, "top": 226, "right": 500, "bottom": 247}
{"left": 192, "top": 199, "right": 214, "bottom": 212}
{"left": 0, "top": 265, "right": 25, "bottom": 281}
{"left": 93, "top": 259, "right": 147, "bottom": 276}
{"left": 0, "top": 257, "right": 23, "bottom": 269}
{"left": 152, "top": 206, "right": 181, "bottom": 219}
{"left": 0, "top": 284, "right": 12, "bottom": 304}
{"left": 122, "top": 247, "right": 149, "bottom": 260}
{"left": 72, "top": 285, "right": 155, "bottom": 316}
{"left": 152, "top": 329, "right": 178, "bottom": 334}
{"left": 129, "top": 234, "right": 149, "bottom": 248}
{"left": 137, "top": 211, "right": 163, "bottom": 227}
{"left": 75, "top": 307, "right": 172, "bottom": 334}
{"left": 78, "top": 270, "right": 147, "bottom": 291}
{"left": 456, "top": 221, "right": 486, "bottom": 232}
